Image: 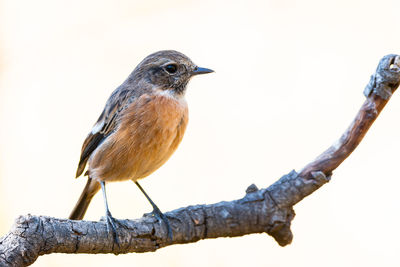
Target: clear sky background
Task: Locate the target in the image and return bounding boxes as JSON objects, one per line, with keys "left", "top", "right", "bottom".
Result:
{"left": 1, "top": 0, "right": 400, "bottom": 266}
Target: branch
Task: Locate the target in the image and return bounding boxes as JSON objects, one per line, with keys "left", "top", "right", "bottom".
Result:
{"left": 1, "top": 55, "right": 400, "bottom": 267}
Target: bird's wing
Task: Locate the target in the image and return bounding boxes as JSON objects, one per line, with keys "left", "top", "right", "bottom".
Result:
{"left": 75, "top": 88, "right": 134, "bottom": 177}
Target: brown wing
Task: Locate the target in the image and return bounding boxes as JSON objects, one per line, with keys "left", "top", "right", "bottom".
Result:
{"left": 75, "top": 88, "right": 134, "bottom": 177}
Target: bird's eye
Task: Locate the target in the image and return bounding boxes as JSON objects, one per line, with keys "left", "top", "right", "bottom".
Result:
{"left": 164, "top": 64, "right": 178, "bottom": 74}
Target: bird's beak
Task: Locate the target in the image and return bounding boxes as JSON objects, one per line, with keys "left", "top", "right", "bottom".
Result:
{"left": 192, "top": 66, "right": 214, "bottom": 76}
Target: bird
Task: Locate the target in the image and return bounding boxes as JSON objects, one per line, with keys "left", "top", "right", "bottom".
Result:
{"left": 69, "top": 50, "right": 214, "bottom": 242}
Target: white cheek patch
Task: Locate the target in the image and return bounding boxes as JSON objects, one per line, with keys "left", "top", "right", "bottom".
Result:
{"left": 156, "top": 89, "right": 174, "bottom": 98}
{"left": 155, "top": 89, "right": 186, "bottom": 101}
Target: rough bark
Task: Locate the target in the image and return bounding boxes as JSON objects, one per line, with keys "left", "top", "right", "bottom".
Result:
{"left": 1, "top": 54, "right": 399, "bottom": 267}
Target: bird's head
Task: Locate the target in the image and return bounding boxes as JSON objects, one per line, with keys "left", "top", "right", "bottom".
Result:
{"left": 132, "top": 50, "right": 214, "bottom": 95}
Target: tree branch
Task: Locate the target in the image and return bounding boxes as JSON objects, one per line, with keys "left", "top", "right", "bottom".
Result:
{"left": 1, "top": 54, "right": 399, "bottom": 267}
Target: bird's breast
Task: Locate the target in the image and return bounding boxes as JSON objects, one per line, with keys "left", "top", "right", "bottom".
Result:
{"left": 88, "top": 92, "right": 188, "bottom": 182}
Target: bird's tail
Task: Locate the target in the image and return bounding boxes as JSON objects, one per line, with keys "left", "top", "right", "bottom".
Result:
{"left": 69, "top": 178, "right": 101, "bottom": 220}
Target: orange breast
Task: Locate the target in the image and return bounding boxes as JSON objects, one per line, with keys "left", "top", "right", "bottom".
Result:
{"left": 88, "top": 92, "right": 188, "bottom": 182}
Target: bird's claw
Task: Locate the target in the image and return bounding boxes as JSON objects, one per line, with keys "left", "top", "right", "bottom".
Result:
{"left": 151, "top": 208, "right": 173, "bottom": 241}
{"left": 104, "top": 211, "right": 120, "bottom": 247}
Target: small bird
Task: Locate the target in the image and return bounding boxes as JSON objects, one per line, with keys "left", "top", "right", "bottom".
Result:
{"left": 69, "top": 50, "right": 213, "bottom": 241}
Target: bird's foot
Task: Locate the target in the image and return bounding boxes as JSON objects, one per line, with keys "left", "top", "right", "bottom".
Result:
{"left": 150, "top": 207, "right": 173, "bottom": 241}
{"left": 104, "top": 211, "right": 120, "bottom": 247}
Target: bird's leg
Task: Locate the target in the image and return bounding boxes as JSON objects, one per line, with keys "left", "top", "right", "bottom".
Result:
{"left": 100, "top": 181, "right": 120, "bottom": 246}
{"left": 134, "top": 181, "right": 173, "bottom": 241}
